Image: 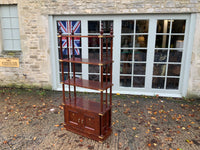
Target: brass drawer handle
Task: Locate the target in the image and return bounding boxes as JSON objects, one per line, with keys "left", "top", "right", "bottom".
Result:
{"left": 78, "top": 118, "right": 80, "bottom": 123}
{"left": 81, "top": 119, "right": 84, "bottom": 124}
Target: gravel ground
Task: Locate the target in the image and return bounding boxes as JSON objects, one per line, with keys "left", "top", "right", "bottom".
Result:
{"left": 0, "top": 87, "right": 200, "bottom": 150}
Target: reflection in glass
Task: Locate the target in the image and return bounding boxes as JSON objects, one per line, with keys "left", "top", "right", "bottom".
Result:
{"left": 172, "top": 20, "right": 186, "bottom": 33}
{"left": 133, "top": 76, "right": 145, "bottom": 87}
{"left": 88, "top": 21, "right": 99, "bottom": 33}
{"left": 121, "top": 35, "right": 133, "bottom": 47}
{"left": 169, "top": 50, "right": 182, "bottom": 62}
{"left": 136, "top": 20, "right": 149, "bottom": 33}
{"left": 102, "top": 21, "right": 113, "bottom": 33}
{"left": 121, "top": 50, "right": 133, "bottom": 61}
{"left": 166, "top": 78, "right": 179, "bottom": 89}
{"left": 152, "top": 77, "right": 165, "bottom": 89}
{"left": 121, "top": 20, "right": 134, "bottom": 33}
{"left": 120, "top": 76, "right": 131, "bottom": 87}
{"left": 134, "top": 50, "right": 147, "bottom": 61}
{"left": 167, "top": 64, "right": 181, "bottom": 76}
{"left": 135, "top": 35, "right": 148, "bottom": 48}
{"left": 157, "top": 20, "right": 170, "bottom": 33}
{"left": 134, "top": 63, "right": 146, "bottom": 75}
{"left": 89, "top": 65, "right": 99, "bottom": 73}
{"left": 89, "top": 49, "right": 99, "bottom": 60}
{"left": 155, "top": 35, "right": 169, "bottom": 48}
{"left": 170, "top": 35, "right": 184, "bottom": 48}
{"left": 88, "top": 37, "right": 99, "bottom": 47}
{"left": 153, "top": 64, "right": 166, "bottom": 76}
{"left": 89, "top": 75, "right": 99, "bottom": 81}
{"left": 154, "top": 50, "right": 168, "bottom": 62}
{"left": 120, "top": 63, "right": 132, "bottom": 74}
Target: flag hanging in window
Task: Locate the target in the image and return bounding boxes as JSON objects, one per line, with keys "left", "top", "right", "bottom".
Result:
{"left": 58, "top": 21, "right": 81, "bottom": 56}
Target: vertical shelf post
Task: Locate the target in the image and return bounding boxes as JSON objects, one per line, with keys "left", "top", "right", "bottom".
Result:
{"left": 59, "top": 30, "right": 66, "bottom": 105}
{"left": 110, "top": 25, "right": 113, "bottom": 108}
{"left": 66, "top": 35, "right": 71, "bottom": 101}
{"left": 71, "top": 31, "right": 76, "bottom": 102}
{"left": 100, "top": 23, "right": 104, "bottom": 112}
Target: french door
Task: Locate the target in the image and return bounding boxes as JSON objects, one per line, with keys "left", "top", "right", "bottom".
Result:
{"left": 52, "top": 14, "right": 192, "bottom": 97}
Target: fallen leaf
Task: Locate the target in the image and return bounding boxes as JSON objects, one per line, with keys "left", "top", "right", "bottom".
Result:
{"left": 116, "top": 93, "right": 120, "bottom": 95}
{"left": 148, "top": 143, "right": 151, "bottom": 147}
{"left": 186, "top": 139, "right": 193, "bottom": 144}
{"left": 33, "top": 137, "right": 37, "bottom": 141}
{"left": 54, "top": 124, "right": 60, "bottom": 127}
{"left": 136, "top": 100, "right": 139, "bottom": 104}
{"left": 80, "top": 139, "right": 83, "bottom": 142}
{"left": 32, "top": 105, "right": 36, "bottom": 108}
{"left": 3, "top": 141, "right": 7, "bottom": 144}
{"left": 132, "top": 127, "right": 136, "bottom": 130}
{"left": 114, "top": 133, "right": 118, "bottom": 136}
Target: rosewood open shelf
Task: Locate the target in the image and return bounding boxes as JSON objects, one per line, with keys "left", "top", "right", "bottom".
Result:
{"left": 58, "top": 24, "right": 113, "bottom": 142}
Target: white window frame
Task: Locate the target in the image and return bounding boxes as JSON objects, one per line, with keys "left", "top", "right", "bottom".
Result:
{"left": 0, "top": 5, "right": 21, "bottom": 51}
{"left": 50, "top": 14, "right": 195, "bottom": 97}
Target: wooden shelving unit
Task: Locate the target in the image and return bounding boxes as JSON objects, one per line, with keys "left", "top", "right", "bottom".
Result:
{"left": 58, "top": 24, "right": 113, "bottom": 142}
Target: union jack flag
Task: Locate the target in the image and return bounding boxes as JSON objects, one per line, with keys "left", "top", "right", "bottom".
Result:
{"left": 58, "top": 21, "right": 81, "bottom": 55}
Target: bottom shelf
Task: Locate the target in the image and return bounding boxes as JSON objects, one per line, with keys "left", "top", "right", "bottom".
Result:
{"left": 64, "top": 100, "right": 112, "bottom": 142}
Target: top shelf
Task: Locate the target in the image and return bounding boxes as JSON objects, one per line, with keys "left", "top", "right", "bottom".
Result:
{"left": 60, "top": 58, "right": 113, "bottom": 66}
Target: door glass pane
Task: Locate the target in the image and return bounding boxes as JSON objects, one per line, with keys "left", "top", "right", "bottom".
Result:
{"left": 121, "top": 35, "right": 133, "bottom": 48}
{"left": 166, "top": 78, "right": 179, "bottom": 89}
{"left": 121, "top": 50, "right": 133, "bottom": 61}
{"left": 135, "top": 35, "right": 148, "bottom": 48}
{"left": 134, "top": 63, "right": 146, "bottom": 75}
{"left": 88, "top": 21, "right": 99, "bottom": 33}
{"left": 153, "top": 64, "right": 166, "bottom": 76}
{"left": 136, "top": 20, "right": 149, "bottom": 33}
{"left": 88, "top": 37, "right": 99, "bottom": 47}
{"left": 102, "top": 21, "right": 113, "bottom": 33}
{"left": 152, "top": 77, "right": 165, "bottom": 89}
{"left": 154, "top": 50, "right": 168, "bottom": 62}
{"left": 120, "top": 63, "right": 132, "bottom": 74}
{"left": 170, "top": 35, "right": 184, "bottom": 48}
{"left": 155, "top": 35, "right": 169, "bottom": 48}
{"left": 120, "top": 76, "right": 131, "bottom": 87}
{"left": 167, "top": 64, "right": 181, "bottom": 76}
{"left": 121, "top": 20, "right": 134, "bottom": 33}
{"left": 172, "top": 20, "right": 186, "bottom": 33}
{"left": 169, "top": 50, "right": 182, "bottom": 62}
{"left": 133, "top": 76, "right": 145, "bottom": 87}
{"left": 157, "top": 20, "right": 170, "bottom": 33}
{"left": 134, "top": 50, "right": 147, "bottom": 61}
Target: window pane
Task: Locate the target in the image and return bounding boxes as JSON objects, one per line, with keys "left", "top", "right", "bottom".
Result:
{"left": 11, "top": 18, "right": 19, "bottom": 28}
{"left": 57, "top": 21, "right": 68, "bottom": 33}
{"left": 167, "top": 64, "right": 181, "bottom": 76}
{"left": 3, "top": 29, "right": 12, "bottom": 39}
{"left": 169, "top": 50, "right": 182, "bottom": 62}
{"left": 152, "top": 77, "right": 165, "bottom": 89}
{"left": 120, "top": 63, "right": 132, "bottom": 74}
{"left": 1, "top": 18, "right": 11, "bottom": 28}
{"left": 166, "top": 78, "right": 179, "bottom": 89}
{"left": 154, "top": 50, "right": 168, "bottom": 62}
{"left": 155, "top": 35, "right": 169, "bottom": 48}
{"left": 134, "top": 50, "right": 147, "bottom": 61}
{"left": 121, "top": 35, "right": 133, "bottom": 48}
{"left": 172, "top": 20, "right": 186, "bottom": 33}
{"left": 121, "top": 20, "right": 134, "bottom": 33}
{"left": 1, "top": 6, "right": 10, "bottom": 17}
{"left": 133, "top": 76, "right": 145, "bottom": 87}
{"left": 88, "top": 21, "right": 99, "bottom": 33}
{"left": 71, "top": 63, "right": 82, "bottom": 72}
{"left": 157, "top": 20, "right": 170, "bottom": 33}
{"left": 13, "top": 40, "right": 21, "bottom": 50}
{"left": 135, "top": 35, "right": 148, "bottom": 47}
{"left": 102, "top": 21, "right": 113, "bottom": 33}
{"left": 136, "top": 20, "right": 149, "bottom": 33}
{"left": 13, "top": 29, "right": 20, "bottom": 39}
{"left": 60, "top": 73, "right": 69, "bottom": 81}
{"left": 170, "top": 35, "right": 184, "bottom": 48}
{"left": 4, "top": 40, "right": 13, "bottom": 50}
{"left": 120, "top": 76, "right": 131, "bottom": 87}
{"left": 71, "top": 21, "right": 81, "bottom": 34}
{"left": 134, "top": 63, "right": 146, "bottom": 75}
{"left": 153, "top": 64, "right": 166, "bottom": 76}
{"left": 121, "top": 50, "right": 133, "bottom": 61}
{"left": 10, "top": 6, "right": 18, "bottom": 17}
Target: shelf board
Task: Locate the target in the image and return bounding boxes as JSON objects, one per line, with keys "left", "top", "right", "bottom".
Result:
{"left": 63, "top": 78, "right": 112, "bottom": 91}
{"left": 60, "top": 58, "right": 113, "bottom": 65}
{"left": 65, "top": 97, "right": 111, "bottom": 114}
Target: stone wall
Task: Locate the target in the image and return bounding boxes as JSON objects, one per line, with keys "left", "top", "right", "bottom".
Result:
{"left": 0, "top": 0, "right": 200, "bottom": 96}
